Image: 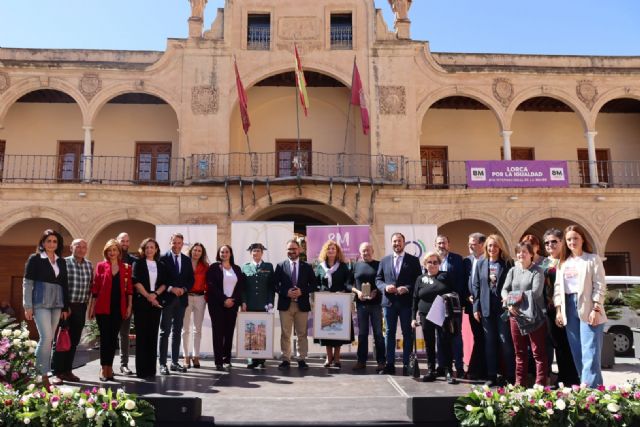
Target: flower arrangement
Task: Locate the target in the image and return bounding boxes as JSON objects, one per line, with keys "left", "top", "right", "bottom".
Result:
{"left": 0, "top": 313, "right": 155, "bottom": 426}
{"left": 1, "top": 384, "right": 155, "bottom": 426}
{"left": 0, "top": 314, "right": 38, "bottom": 392}
{"left": 455, "top": 381, "right": 640, "bottom": 427}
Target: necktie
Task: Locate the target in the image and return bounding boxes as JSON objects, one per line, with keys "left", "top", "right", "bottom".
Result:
{"left": 394, "top": 256, "right": 402, "bottom": 277}
{"left": 174, "top": 254, "right": 180, "bottom": 274}
{"left": 291, "top": 261, "right": 297, "bottom": 287}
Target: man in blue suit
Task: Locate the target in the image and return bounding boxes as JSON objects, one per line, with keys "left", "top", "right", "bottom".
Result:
{"left": 376, "top": 232, "right": 421, "bottom": 375}
{"left": 435, "top": 234, "right": 465, "bottom": 378}
{"left": 158, "top": 233, "right": 194, "bottom": 375}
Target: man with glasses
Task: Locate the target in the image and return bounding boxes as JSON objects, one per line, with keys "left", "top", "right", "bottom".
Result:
{"left": 463, "top": 232, "right": 487, "bottom": 380}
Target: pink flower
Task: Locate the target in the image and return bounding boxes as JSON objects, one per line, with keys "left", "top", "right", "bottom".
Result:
{"left": 497, "top": 387, "right": 505, "bottom": 395}
{"left": 92, "top": 387, "right": 98, "bottom": 394}
{"left": 101, "top": 402, "right": 108, "bottom": 410}
{"left": 572, "top": 385, "right": 581, "bottom": 392}
{"left": 587, "top": 395, "right": 596, "bottom": 404}
{"left": 545, "top": 401, "right": 553, "bottom": 409}
{"left": 11, "top": 372, "right": 19, "bottom": 381}
{"left": 597, "top": 385, "right": 606, "bottom": 392}
{"left": 485, "top": 391, "right": 493, "bottom": 398}
{"left": 585, "top": 403, "right": 590, "bottom": 410}
{"left": 634, "top": 392, "right": 640, "bottom": 400}
{"left": 111, "top": 400, "right": 118, "bottom": 409}
{"left": 608, "top": 385, "right": 617, "bottom": 391}
{"left": 544, "top": 386, "right": 551, "bottom": 393}
{"left": 613, "top": 413, "right": 622, "bottom": 421}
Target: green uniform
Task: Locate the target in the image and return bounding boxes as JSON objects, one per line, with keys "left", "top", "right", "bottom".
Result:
{"left": 241, "top": 261, "right": 275, "bottom": 312}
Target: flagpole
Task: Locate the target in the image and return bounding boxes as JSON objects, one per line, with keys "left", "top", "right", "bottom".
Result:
{"left": 294, "top": 43, "right": 302, "bottom": 177}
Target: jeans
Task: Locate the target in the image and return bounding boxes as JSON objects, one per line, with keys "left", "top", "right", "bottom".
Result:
{"left": 482, "top": 313, "right": 515, "bottom": 381}
{"left": 383, "top": 303, "right": 413, "bottom": 367}
{"left": 182, "top": 294, "right": 207, "bottom": 358}
{"left": 564, "top": 293, "right": 604, "bottom": 387}
{"left": 51, "top": 302, "right": 86, "bottom": 374}
{"left": 33, "top": 307, "right": 62, "bottom": 375}
{"left": 356, "top": 304, "right": 385, "bottom": 364}
{"left": 159, "top": 298, "right": 186, "bottom": 366}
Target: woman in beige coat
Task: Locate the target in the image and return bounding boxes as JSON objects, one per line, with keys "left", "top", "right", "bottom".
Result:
{"left": 553, "top": 224, "right": 606, "bottom": 387}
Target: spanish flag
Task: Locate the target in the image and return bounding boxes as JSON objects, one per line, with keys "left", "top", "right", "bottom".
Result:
{"left": 294, "top": 44, "right": 310, "bottom": 116}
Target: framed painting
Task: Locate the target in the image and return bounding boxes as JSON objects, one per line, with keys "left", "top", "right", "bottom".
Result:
{"left": 236, "top": 312, "right": 275, "bottom": 359}
{"left": 312, "top": 292, "right": 352, "bottom": 341}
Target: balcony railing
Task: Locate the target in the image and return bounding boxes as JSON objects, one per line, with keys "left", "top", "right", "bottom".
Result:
{"left": 330, "top": 25, "right": 353, "bottom": 50}
{"left": 247, "top": 25, "right": 270, "bottom": 50}
{"left": 2, "top": 153, "right": 640, "bottom": 188}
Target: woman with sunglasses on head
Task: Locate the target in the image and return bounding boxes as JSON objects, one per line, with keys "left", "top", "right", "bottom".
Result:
{"left": 411, "top": 251, "right": 458, "bottom": 384}
{"left": 553, "top": 224, "right": 607, "bottom": 388}
{"left": 182, "top": 242, "right": 209, "bottom": 369}
{"left": 472, "top": 234, "right": 515, "bottom": 386}
{"left": 541, "top": 228, "right": 579, "bottom": 386}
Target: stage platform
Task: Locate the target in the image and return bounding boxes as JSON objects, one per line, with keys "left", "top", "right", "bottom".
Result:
{"left": 70, "top": 354, "right": 472, "bottom": 426}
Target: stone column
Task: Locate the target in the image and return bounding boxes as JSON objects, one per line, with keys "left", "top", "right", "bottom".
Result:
{"left": 395, "top": 20, "right": 411, "bottom": 39}
{"left": 501, "top": 130, "right": 513, "bottom": 160}
{"left": 586, "top": 131, "right": 598, "bottom": 187}
{"left": 188, "top": 17, "right": 204, "bottom": 39}
{"left": 82, "top": 126, "right": 93, "bottom": 182}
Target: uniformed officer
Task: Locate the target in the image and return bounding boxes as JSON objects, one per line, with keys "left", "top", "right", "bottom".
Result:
{"left": 241, "top": 243, "right": 276, "bottom": 369}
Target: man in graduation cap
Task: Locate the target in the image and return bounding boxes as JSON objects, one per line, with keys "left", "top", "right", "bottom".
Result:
{"left": 241, "top": 243, "right": 276, "bottom": 369}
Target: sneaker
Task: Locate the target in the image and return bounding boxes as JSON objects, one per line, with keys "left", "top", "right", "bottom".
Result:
{"left": 160, "top": 365, "right": 170, "bottom": 376}
{"left": 352, "top": 362, "right": 367, "bottom": 370}
{"left": 297, "top": 360, "right": 309, "bottom": 370}
{"left": 120, "top": 365, "right": 133, "bottom": 376}
{"left": 170, "top": 363, "right": 187, "bottom": 373}
{"left": 278, "top": 360, "right": 290, "bottom": 369}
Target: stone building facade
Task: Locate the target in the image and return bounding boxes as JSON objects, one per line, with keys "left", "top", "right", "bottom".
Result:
{"left": 1, "top": 0, "right": 639, "bottom": 309}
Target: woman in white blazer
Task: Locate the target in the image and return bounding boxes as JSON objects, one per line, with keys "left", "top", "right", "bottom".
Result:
{"left": 553, "top": 224, "right": 607, "bottom": 387}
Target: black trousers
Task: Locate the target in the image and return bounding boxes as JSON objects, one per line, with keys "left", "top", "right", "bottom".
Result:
{"left": 466, "top": 310, "right": 487, "bottom": 378}
{"left": 96, "top": 312, "right": 122, "bottom": 366}
{"left": 51, "top": 302, "right": 87, "bottom": 374}
{"left": 209, "top": 305, "right": 238, "bottom": 366}
{"left": 419, "top": 312, "right": 453, "bottom": 371}
{"left": 547, "top": 307, "right": 579, "bottom": 385}
{"left": 133, "top": 297, "right": 162, "bottom": 377}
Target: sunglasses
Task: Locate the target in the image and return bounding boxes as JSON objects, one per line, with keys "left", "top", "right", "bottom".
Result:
{"left": 544, "top": 240, "right": 559, "bottom": 246}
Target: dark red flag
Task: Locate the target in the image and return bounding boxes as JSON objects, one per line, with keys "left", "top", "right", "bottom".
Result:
{"left": 351, "top": 61, "right": 370, "bottom": 135}
{"left": 234, "top": 59, "right": 250, "bottom": 134}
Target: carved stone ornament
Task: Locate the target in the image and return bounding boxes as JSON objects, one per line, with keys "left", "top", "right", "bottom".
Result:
{"left": 492, "top": 78, "right": 514, "bottom": 108}
{"left": 378, "top": 86, "right": 406, "bottom": 115}
{"left": 576, "top": 80, "right": 598, "bottom": 109}
{"left": 191, "top": 85, "right": 219, "bottom": 115}
{"left": 79, "top": 73, "right": 102, "bottom": 100}
{"left": 0, "top": 72, "right": 10, "bottom": 94}
{"left": 276, "top": 17, "right": 322, "bottom": 52}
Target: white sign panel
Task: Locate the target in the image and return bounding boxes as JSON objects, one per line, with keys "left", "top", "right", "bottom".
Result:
{"left": 231, "top": 221, "right": 294, "bottom": 265}
{"left": 383, "top": 224, "right": 438, "bottom": 260}
{"left": 155, "top": 224, "right": 218, "bottom": 258}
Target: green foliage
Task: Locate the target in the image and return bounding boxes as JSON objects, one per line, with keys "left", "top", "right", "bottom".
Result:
{"left": 623, "top": 285, "right": 640, "bottom": 311}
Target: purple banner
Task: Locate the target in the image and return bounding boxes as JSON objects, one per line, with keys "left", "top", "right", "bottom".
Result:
{"left": 466, "top": 160, "right": 569, "bottom": 188}
{"left": 306, "top": 225, "right": 370, "bottom": 262}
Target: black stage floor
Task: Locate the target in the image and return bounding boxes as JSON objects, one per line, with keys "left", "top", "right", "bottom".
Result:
{"left": 69, "top": 354, "right": 473, "bottom": 426}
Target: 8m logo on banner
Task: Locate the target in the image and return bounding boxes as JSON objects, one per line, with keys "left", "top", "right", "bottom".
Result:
{"left": 470, "top": 167, "right": 486, "bottom": 181}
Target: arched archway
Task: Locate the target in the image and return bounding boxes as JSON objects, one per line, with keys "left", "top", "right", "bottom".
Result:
{"left": 0, "top": 218, "right": 74, "bottom": 322}
{"left": 604, "top": 218, "right": 640, "bottom": 276}
{"left": 88, "top": 219, "right": 156, "bottom": 262}
{"left": 438, "top": 219, "right": 502, "bottom": 256}
{"left": 250, "top": 199, "right": 356, "bottom": 235}
{"left": 509, "top": 96, "right": 586, "bottom": 164}
{"left": 519, "top": 217, "right": 596, "bottom": 259}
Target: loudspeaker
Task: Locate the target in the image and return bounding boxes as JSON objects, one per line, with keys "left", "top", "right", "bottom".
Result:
{"left": 139, "top": 396, "right": 202, "bottom": 423}
{"left": 406, "top": 396, "right": 459, "bottom": 426}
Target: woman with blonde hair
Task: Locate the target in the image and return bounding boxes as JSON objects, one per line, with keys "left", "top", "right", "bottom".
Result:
{"left": 471, "top": 234, "right": 515, "bottom": 386}
{"left": 553, "top": 224, "right": 606, "bottom": 387}
{"left": 314, "top": 239, "right": 352, "bottom": 368}
{"left": 88, "top": 239, "right": 133, "bottom": 382}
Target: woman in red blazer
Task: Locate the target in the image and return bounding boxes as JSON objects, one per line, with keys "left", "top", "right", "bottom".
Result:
{"left": 88, "top": 238, "right": 133, "bottom": 381}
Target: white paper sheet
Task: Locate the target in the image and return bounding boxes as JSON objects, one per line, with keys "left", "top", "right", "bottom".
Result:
{"left": 426, "top": 295, "right": 446, "bottom": 327}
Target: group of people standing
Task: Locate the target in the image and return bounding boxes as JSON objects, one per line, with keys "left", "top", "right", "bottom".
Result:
{"left": 22, "top": 224, "right": 607, "bottom": 389}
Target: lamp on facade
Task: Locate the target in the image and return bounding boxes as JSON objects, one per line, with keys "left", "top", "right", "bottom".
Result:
{"left": 78, "top": 192, "right": 87, "bottom": 198}
{"left": 508, "top": 195, "right": 518, "bottom": 201}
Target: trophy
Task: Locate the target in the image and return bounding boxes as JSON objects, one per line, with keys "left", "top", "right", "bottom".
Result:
{"left": 361, "top": 282, "right": 372, "bottom": 299}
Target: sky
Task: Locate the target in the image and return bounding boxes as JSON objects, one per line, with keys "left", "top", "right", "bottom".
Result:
{"left": 0, "top": 1, "right": 639, "bottom": 56}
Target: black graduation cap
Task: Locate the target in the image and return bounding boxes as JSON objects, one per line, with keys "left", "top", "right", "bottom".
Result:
{"left": 247, "top": 243, "right": 267, "bottom": 251}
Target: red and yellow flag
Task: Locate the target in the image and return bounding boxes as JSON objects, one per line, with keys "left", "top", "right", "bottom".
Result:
{"left": 294, "top": 44, "right": 310, "bottom": 116}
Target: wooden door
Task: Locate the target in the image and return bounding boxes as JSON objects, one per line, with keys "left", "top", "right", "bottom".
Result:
{"left": 500, "top": 147, "right": 535, "bottom": 160}
{"left": 275, "top": 140, "right": 312, "bottom": 177}
{"left": 135, "top": 142, "right": 172, "bottom": 183}
{"left": 420, "top": 146, "right": 448, "bottom": 187}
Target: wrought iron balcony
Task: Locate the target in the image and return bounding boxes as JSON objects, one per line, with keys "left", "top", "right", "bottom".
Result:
{"left": 1, "top": 153, "right": 640, "bottom": 189}
{"left": 330, "top": 25, "right": 353, "bottom": 50}
{"left": 247, "top": 25, "right": 270, "bottom": 51}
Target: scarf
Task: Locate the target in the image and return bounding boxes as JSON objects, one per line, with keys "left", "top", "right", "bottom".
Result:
{"left": 320, "top": 261, "right": 340, "bottom": 289}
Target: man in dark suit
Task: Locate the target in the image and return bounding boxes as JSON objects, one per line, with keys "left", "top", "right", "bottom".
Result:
{"left": 463, "top": 232, "right": 487, "bottom": 380}
{"left": 435, "top": 234, "right": 465, "bottom": 377}
{"left": 158, "top": 233, "right": 194, "bottom": 375}
{"left": 375, "top": 232, "right": 421, "bottom": 375}
{"left": 116, "top": 232, "right": 137, "bottom": 376}
{"left": 274, "top": 239, "right": 316, "bottom": 369}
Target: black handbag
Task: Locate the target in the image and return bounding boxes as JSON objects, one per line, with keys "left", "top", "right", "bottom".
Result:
{"left": 408, "top": 332, "right": 420, "bottom": 379}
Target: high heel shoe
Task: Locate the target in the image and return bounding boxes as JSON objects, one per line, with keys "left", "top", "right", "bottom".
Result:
{"left": 99, "top": 366, "right": 109, "bottom": 382}
{"left": 183, "top": 356, "right": 192, "bottom": 369}
{"left": 192, "top": 357, "right": 201, "bottom": 368}
{"left": 323, "top": 359, "right": 332, "bottom": 368}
